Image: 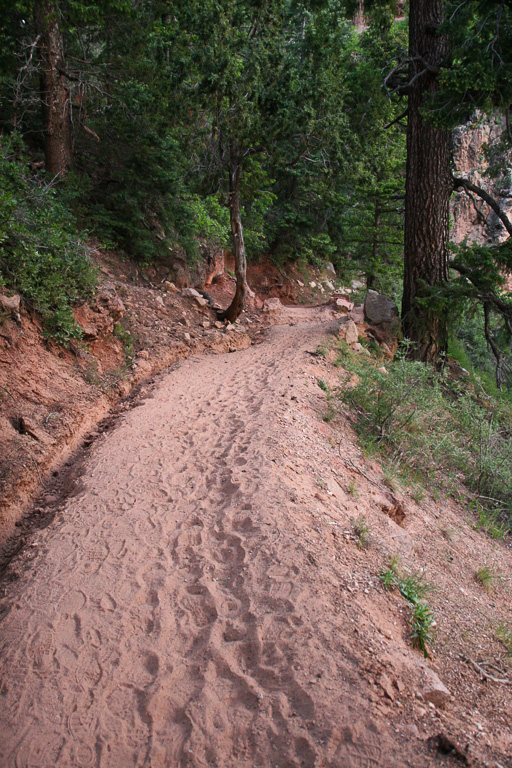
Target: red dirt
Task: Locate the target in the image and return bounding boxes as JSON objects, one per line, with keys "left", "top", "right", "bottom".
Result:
{"left": 0, "top": 257, "right": 511, "bottom": 768}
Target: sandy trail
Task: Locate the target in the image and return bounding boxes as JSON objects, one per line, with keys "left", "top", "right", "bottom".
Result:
{"left": 0, "top": 308, "right": 429, "bottom": 768}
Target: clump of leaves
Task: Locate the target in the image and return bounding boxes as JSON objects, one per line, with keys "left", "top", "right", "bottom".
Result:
{"left": 379, "top": 556, "right": 434, "bottom": 657}
{"left": 0, "top": 136, "right": 96, "bottom": 344}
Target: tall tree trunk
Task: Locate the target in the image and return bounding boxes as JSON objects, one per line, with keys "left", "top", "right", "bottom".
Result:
{"left": 218, "top": 156, "right": 247, "bottom": 323}
{"left": 35, "top": 0, "right": 72, "bottom": 176}
{"left": 402, "top": 0, "right": 452, "bottom": 363}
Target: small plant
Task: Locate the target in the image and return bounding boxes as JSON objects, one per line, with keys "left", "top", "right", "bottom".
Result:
{"left": 496, "top": 621, "right": 512, "bottom": 656}
{"left": 379, "top": 556, "right": 434, "bottom": 657}
{"left": 114, "top": 322, "right": 134, "bottom": 362}
{"left": 411, "top": 485, "right": 426, "bottom": 504}
{"left": 379, "top": 554, "right": 400, "bottom": 590}
{"left": 317, "top": 379, "right": 336, "bottom": 422}
{"left": 475, "top": 566, "right": 495, "bottom": 593}
{"left": 473, "top": 502, "right": 510, "bottom": 540}
{"left": 347, "top": 480, "right": 359, "bottom": 498}
{"left": 352, "top": 514, "right": 370, "bottom": 548}
{"left": 410, "top": 602, "right": 435, "bottom": 656}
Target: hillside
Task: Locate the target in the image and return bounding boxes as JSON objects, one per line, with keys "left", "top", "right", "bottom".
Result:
{"left": 0, "top": 262, "right": 511, "bottom": 767}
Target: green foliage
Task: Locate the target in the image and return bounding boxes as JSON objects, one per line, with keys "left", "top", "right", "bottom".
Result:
{"left": 352, "top": 514, "right": 370, "bottom": 548}
{"left": 379, "top": 556, "right": 434, "bottom": 657}
{"left": 341, "top": 343, "right": 512, "bottom": 532}
{"left": 475, "top": 565, "right": 495, "bottom": 593}
{"left": 0, "top": 136, "right": 96, "bottom": 343}
{"left": 435, "top": 1, "right": 512, "bottom": 126}
{"left": 496, "top": 621, "right": 512, "bottom": 657}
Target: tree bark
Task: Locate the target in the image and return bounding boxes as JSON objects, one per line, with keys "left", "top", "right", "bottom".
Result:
{"left": 402, "top": 0, "right": 452, "bottom": 363}
{"left": 35, "top": 0, "right": 72, "bottom": 176}
{"left": 217, "top": 153, "right": 247, "bottom": 323}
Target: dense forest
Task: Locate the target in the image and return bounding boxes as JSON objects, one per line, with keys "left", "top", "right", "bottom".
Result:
{"left": 0, "top": 0, "right": 511, "bottom": 375}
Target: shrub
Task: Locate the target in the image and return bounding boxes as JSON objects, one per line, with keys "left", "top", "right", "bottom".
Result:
{"left": 341, "top": 343, "right": 512, "bottom": 531}
{"left": 0, "top": 136, "right": 96, "bottom": 343}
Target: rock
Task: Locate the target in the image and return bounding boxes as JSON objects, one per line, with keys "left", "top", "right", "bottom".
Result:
{"left": 309, "top": 281, "right": 317, "bottom": 288}
{"left": 225, "top": 323, "right": 236, "bottom": 332}
{"left": 201, "top": 320, "right": 210, "bottom": 329}
{"left": 335, "top": 297, "right": 354, "bottom": 313}
{"left": 74, "top": 282, "right": 125, "bottom": 339}
{"left": 164, "top": 281, "right": 178, "bottom": 293}
{"left": 404, "top": 724, "right": 420, "bottom": 739}
{"left": 349, "top": 305, "right": 365, "bottom": 324}
{"left": 378, "top": 673, "right": 396, "bottom": 701}
{"left": 183, "top": 332, "right": 191, "bottom": 341}
{"left": 364, "top": 290, "right": 401, "bottom": 354}
{"left": 181, "top": 287, "right": 201, "bottom": 298}
{"left": 0, "top": 293, "right": 21, "bottom": 323}
{"left": 344, "top": 320, "right": 359, "bottom": 346}
{"left": 245, "top": 284, "right": 263, "bottom": 310}
{"left": 326, "top": 262, "right": 336, "bottom": 275}
{"left": 263, "top": 297, "right": 283, "bottom": 313}
{"left": 351, "top": 279, "right": 364, "bottom": 290}
{"left": 96, "top": 282, "right": 126, "bottom": 321}
{"left": 420, "top": 668, "right": 451, "bottom": 707}
{"left": 365, "top": 290, "right": 399, "bottom": 325}
{"left": 214, "top": 321, "right": 224, "bottom": 329}
{"left": 379, "top": 342, "right": 393, "bottom": 359}
{"left": 138, "top": 350, "right": 149, "bottom": 360}
{"left": 353, "top": 342, "right": 363, "bottom": 351}
{"left": 297, "top": 279, "right": 304, "bottom": 287}
{"left": 378, "top": 366, "right": 388, "bottom": 375}
{"left": 324, "top": 280, "right": 335, "bottom": 291}
{"left": 155, "top": 295, "right": 165, "bottom": 307}
{"left": 194, "top": 296, "right": 209, "bottom": 307}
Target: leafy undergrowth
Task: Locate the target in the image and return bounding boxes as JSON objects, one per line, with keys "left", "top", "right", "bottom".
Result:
{"left": 337, "top": 341, "right": 512, "bottom": 538}
{"left": 0, "top": 136, "right": 96, "bottom": 344}
{"left": 379, "top": 556, "right": 434, "bottom": 658}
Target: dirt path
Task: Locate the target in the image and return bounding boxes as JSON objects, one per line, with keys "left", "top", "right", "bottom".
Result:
{"left": 0, "top": 308, "right": 440, "bottom": 768}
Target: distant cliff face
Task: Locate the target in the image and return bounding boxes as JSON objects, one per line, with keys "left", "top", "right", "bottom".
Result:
{"left": 451, "top": 115, "right": 512, "bottom": 245}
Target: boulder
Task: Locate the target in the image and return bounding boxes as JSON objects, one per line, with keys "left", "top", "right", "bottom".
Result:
{"left": 419, "top": 666, "right": 451, "bottom": 707}
{"left": 74, "top": 282, "right": 125, "bottom": 339}
{"left": 349, "top": 305, "right": 365, "bottom": 324}
{"left": 182, "top": 287, "right": 201, "bottom": 298}
{"left": 365, "top": 290, "right": 399, "bottom": 325}
{"left": 335, "top": 297, "right": 354, "bottom": 313}
{"left": 95, "top": 282, "right": 126, "bottom": 322}
{"left": 0, "top": 293, "right": 21, "bottom": 323}
{"left": 339, "top": 319, "right": 359, "bottom": 346}
{"left": 364, "top": 290, "right": 401, "bottom": 355}
{"left": 164, "top": 281, "right": 179, "bottom": 293}
{"left": 263, "top": 297, "right": 283, "bottom": 313}
{"left": 326, "top": 262, "right": 336, "bottom": 275}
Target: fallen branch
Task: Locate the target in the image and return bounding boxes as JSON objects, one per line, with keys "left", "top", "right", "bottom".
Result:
{"left": 461, "top": 654, "right": 512, "bottom": 685}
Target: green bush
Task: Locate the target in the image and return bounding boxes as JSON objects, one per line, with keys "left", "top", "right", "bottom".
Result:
{"left": 0, "top": 136, "right": 96, "bottom": 343}
{"left": 341, "top": 344, "right": 512, "bottom": 531}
